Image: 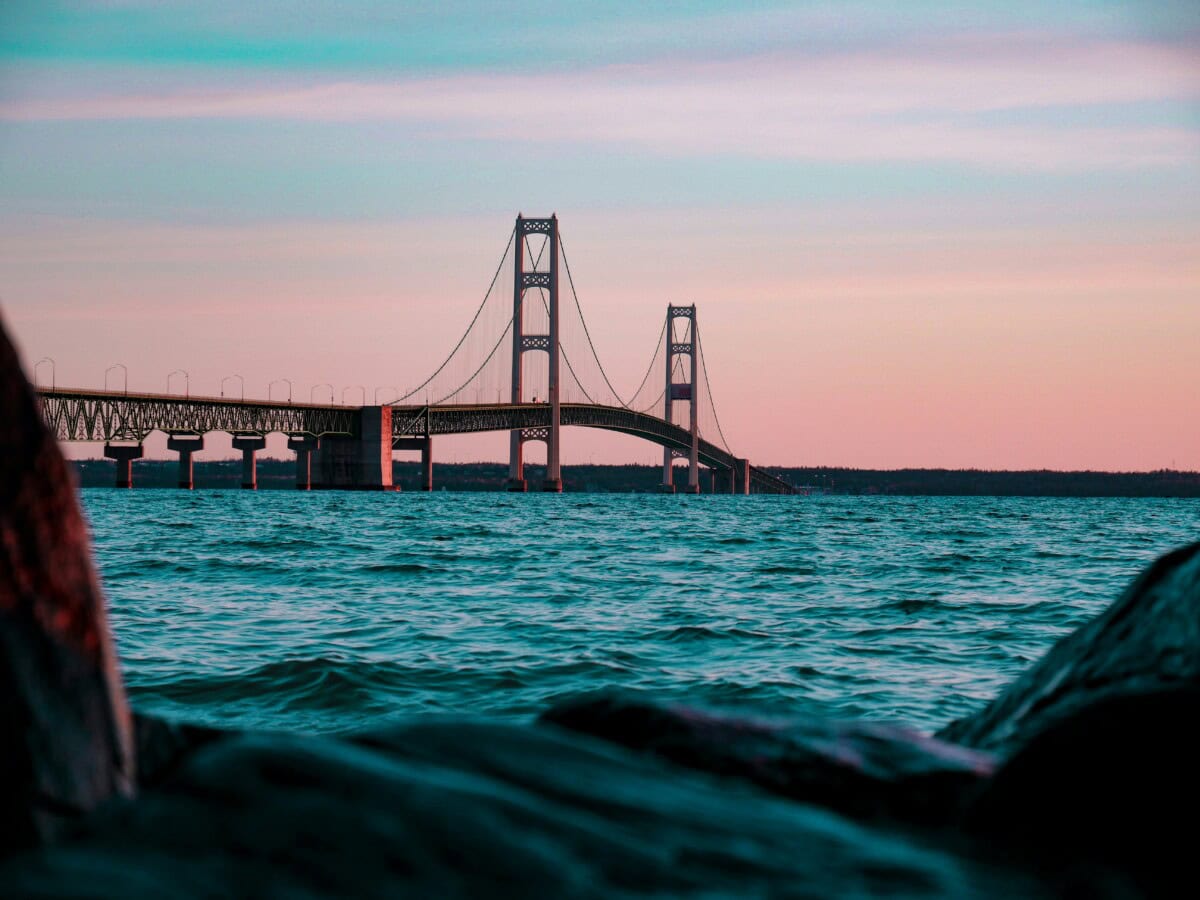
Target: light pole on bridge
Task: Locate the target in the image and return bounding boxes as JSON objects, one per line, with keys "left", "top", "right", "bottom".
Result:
{"left": 269, "top": 379, "right": 293, "bottom": 403}
{"left": 34, "top": 357, "right": 55, "bottom": 389}
{"left": 167, "top": 369, "right": 190, "bottom": 398}
{"left": 374, "top": 385, "right": 400, "bottom": 404}
{"left": 311, "top": 383, "right": 333, "bottom": 404}
{"left": 221, "top": 374, "right": 244, "bottom": 400}
{"left": 342, "top": 385, "right": 366, "bottom": 406}
{"left": 104, "top": 364, "right": 127, "bottom": 395}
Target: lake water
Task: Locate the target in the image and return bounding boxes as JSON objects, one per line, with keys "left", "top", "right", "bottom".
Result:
{"left": 81, "top": 491, "right": 1198, "bottom": 735}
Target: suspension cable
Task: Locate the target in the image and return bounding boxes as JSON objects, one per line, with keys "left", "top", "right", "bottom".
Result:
{"left": 560, "top": 234, "right": 670, "bottom": 410}
{"left": 433, "top": 317, "right": 514, "bottom": 405}
{"left": 391, "top": 226, "right": 515, "bottom": 404}
{"left": 696, "top": 326, "right": 734, "bottom": 453}
{"left": 537, "top": 292, "right": 600, "bottom": 405}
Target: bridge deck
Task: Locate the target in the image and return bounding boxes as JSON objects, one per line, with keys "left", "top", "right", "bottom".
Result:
{"left": 35, "top": 388, "right": 794, "bottom": 494}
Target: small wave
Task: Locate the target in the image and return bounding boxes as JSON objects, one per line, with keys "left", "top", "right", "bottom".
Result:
{"left": 884, "top": 597, "right": 946, "bottom": 615}
{"left": 362, "top": 562, "right": 435, "bottom": 574}
{"left": 756, "top": 564, "right": 816, "bottom": 575}
{"left": 650, "top": 625, "right": 770, "bottom": 643}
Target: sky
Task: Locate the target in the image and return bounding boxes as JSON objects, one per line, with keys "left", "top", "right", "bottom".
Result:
{"left": 1, "top": 1, "right": 1197, "bottom": 470}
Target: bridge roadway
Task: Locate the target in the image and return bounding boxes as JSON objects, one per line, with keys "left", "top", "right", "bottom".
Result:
{"left": 35, "top": 387, "right": 795, "bottom": 494}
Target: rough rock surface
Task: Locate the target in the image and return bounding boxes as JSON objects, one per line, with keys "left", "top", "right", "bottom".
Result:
{"left": 0, "top": 316, "right": 134, "bottom": 849}
{"left": 2, "top": 723, "right": 1044, "bottom": 898}
{"left": 938, "top": 542, "right": 1200, "bottom": 756}
{"left": 541, "top": 693, "right": 995, "bottom": 827}
{"left": 965, "top": 687, "right": 1200, "bottom": 898}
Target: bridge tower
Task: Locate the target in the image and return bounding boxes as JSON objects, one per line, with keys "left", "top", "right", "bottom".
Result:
{"left": 508, "top": 214, "right": 562, "bottom": 492}
{"left": 662, "top": 304, "right": 701, "bottom": 494}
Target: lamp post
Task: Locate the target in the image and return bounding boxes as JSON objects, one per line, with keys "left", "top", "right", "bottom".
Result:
{"left": 311, "top": 383, "right": 333, "bottom": 404}
{"left": 104, "top": 363, "right": 128, "bottom": 394}
{"left": 269, "top": 379, "right": 293, "bottom": 403}
{"left": 374, "top": 385, "right": 400, "bottom": 405}
{"left": 167, "top": 369, "right": 189, "bottom": 397}
{"left": 342, "top": 385, "right": 366, "bottom": 406}
{"left": 221, "top": 374, "right": 244, "bottom": 400}
{"left": 34, "top": 357, "right": 55, "bottom": 389}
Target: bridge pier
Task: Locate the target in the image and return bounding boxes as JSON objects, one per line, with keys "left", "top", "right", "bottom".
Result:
{"left": 734, "top": 458, "right": 751, "bottom": 495}
{"left": 166, "top": 434, "right": 204, "bottom": 489}
{"left": 103, "top": 442, "right": 143, "bottom": 488}
{"left": 394, "top": 436, "right": 433, "bottom": 491}
{"left": 314, "top": 406, "right": 395, "bottom": 490}
{"left": 288, "top": 435, "right": 320, "bottom": 490}
{"left": 232, "top": 434, "right": 267, "bottom": 489}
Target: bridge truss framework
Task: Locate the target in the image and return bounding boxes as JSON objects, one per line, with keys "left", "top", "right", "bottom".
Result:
{"left": 35, "top": 388, "right": 795, "bottom": 494}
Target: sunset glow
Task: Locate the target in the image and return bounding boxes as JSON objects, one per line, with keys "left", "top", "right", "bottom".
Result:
{"left": 2, "top": 1, "right": 1197, "bottom": 469}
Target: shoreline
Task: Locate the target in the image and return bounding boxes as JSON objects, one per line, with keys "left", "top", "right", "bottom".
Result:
{"left": 69, "top": 459, "right": 1200, "bottom": 497}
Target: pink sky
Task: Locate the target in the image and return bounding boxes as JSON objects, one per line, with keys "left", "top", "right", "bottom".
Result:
{"left": 1, "top": 3, "right": 1197, "bottom": 470}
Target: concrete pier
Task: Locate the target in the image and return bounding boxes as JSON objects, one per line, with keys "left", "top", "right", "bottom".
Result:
{"left": 232, "top": 435, "right": 267, "bottom": 490}
{"left": 287, "top": 435, "right": 320, "bottom": 490}
{"left": 315, "top": 406, "right": 395, "bottom": 490}
{"left": 734, "top": 458, "right": 751, "bottom": 495}
{"left": 103, "top": 442, "right": 143, "bottom": 488}
{"left": 166, "top": 434, "right": 204, "bottom": 489}
{"left": 394, "top": 436, "right": 433, "bottom": 491}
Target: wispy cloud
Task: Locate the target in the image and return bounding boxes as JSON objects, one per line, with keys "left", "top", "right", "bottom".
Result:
{"left": 3, "top": 35, "right": 1196, "bottom": 169}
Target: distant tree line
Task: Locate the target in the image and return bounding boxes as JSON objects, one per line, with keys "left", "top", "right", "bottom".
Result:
{"left": 70, "top": 459, "right": 1200, "bottom": 497}
{"left": 770, "top": 466, "right": 1200, "bottom": 498}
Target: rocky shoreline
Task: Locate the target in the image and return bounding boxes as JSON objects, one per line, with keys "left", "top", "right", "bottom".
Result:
{"left": 3, "top": 317, "right": 1198, "bottom": 897}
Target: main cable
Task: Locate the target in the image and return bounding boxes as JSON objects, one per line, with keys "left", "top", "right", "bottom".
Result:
{"left": 560, "top": 234, "right": 668, "bottom": 411}
{"left": 696, "top": 326, "right": 733, "bottom": 453}
{"left": 391, "top": 226, "right": 515, "bottom": 404}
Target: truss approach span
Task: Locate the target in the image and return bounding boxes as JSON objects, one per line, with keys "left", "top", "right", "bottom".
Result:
{"left": 37, "top": 389, "right": 795, "bottom": 494}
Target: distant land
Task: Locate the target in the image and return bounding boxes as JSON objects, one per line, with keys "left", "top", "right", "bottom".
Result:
{"left": 70, "top": 460, "right": 1200, "bottom": 497}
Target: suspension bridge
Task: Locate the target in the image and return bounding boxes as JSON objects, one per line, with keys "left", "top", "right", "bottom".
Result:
{"left": 34, "top": 215, "right": 795, "bottom": 495}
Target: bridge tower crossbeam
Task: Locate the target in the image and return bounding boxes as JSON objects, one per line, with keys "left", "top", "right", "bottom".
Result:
{"left": 508, "top": 214, "right": 562, "bottom": 492}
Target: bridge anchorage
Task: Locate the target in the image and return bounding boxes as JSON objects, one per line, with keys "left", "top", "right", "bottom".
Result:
{"left": 33, "top": 212, "right": 796, "bottom": 495}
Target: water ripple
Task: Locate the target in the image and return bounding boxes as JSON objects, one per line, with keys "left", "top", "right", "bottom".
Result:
{"left": 82, "top": 491, "right": 1199, "bottom": 735}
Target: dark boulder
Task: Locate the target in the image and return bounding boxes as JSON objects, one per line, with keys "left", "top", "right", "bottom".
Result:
{"left": 1, "top": 722, "right": 1047, "bottom": 898}
{"left": 541, "top": 692, "right": 995, "bottom": 827}
{"left": 965, "top": 687, "right": 1200, "bottom": 898}
{"left": 0, "top": 316, "right": 134, "bottom": 850}
{"left": 131, "top": 712, "right": 225, "bottom": 788}
{"left": 938, "top": 542, "right": 1200, "bottom": 756}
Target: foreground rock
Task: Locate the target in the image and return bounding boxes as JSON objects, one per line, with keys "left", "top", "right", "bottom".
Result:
{"left": 0, "top": 315, "right": 134, "bottom": 849}
{"left": 966, "top": 686, "right": 1200, "bottom": 899}
{"left": 938, "top": 542, "right": 1200, "bottom": 756}
{"left": 3, "top": 722, "right": 1044, "bottom": 898}
{"left": 541, "top": 693, "right": 995, "bottom": 828}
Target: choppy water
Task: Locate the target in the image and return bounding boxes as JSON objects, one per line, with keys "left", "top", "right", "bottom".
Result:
{"left": 81, "top": 491, "right": 1197, "bottom": 735}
